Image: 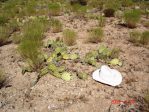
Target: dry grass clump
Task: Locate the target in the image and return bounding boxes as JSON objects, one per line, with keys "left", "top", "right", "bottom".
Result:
{"left": 63, "top": 29, "right": 77, "bottom": 46}
{"left": 50, "top": 18, "right": 63, "bottom": 33}
{"left": 48, "top": 2, "right": 61, "bottom": 16}
{"left": 129, "top": 30, "right": 149, "bottom": 45}
{"left": 87, "top": 28, "right": 104, "bottom": 43}
{"left": 124, "top": 9, "right": 141, "bottom": 28}
{"left": 129, "top": 31, "right": 142, "bottom": 43}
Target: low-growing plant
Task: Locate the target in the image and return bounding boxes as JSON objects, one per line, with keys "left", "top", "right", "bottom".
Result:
{"left": 129, "top": 31, "right": 142, "bottom": 43}
{"left": 0, "top": 69, "right": 6, "bottom": 89}
{"left": 98, "top": 15, "right": 105, "bottom": 27}
{"left": 63, "top": 29, "right": 77, "bottom": 46}
{"left": 50, "top": 18, "right": 63, "bottom": 33}
{"left": 0, "top": 26, "right": 11, "bottom": 46}
{"left": 48, "top": 2, "right": 61, "bottom": 16}
{"left": 88, "top": 28, "right": 104, "bottom": 43}
{"left": 140, "top": 31, "right": 149, "bottom": 45}
{"left": 124, "top": 9, "right": 141, "bottom": 28}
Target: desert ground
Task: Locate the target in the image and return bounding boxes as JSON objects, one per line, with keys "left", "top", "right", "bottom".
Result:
{"left": 0, "top": 0, "right": 149, "bottom": 112}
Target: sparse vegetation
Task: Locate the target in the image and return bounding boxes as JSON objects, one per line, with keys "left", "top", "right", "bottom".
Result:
{"left": 88, "top": 28, "right": 104, "bottom": 43}
{"left": 48, "top": 2, "right": 61, "bottom": 16}
{"left": 63, "top": 29, "right": 77, "bottom": 46}
{"left": 124, "top": 9, "right": 141, "bottom": 28}
{"left": 50, "top": 18, "right": 63, "bottom": 33}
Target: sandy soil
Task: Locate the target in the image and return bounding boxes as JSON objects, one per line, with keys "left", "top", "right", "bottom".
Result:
{"left": 0, "top": 13, "right": 149, "bottom": 112}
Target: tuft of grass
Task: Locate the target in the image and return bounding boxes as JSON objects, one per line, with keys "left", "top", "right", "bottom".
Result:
{"left": 0, "top": 69, "right": 6, "bottom": 89}
{"left": 0, "top": 26, "right": 11, "bottom": 46}
{"left": 48, "top": 2, "right": 61, "bottom": 16}
{"left": 129, "top": 31, "right": 142, "bottom": 43}
{"left": 19, "top": 18, "right": 49, "bottom": 71}
{"left": 63, "top": 29, "right": 77, "bottom": 46}
{"left": 50, "top": 18, "right": 63, "bottom": 33}
{"left": 140, "top": 31, "right": 149, "bottom": 45}
{"left": 98, "top": 15, "right": 105, "bottom": 27}
{"left": 121, "top": 0, "right": 133, "bottom": 8}
{"left": 88, "top": 28, "right": 104, "bottom": 43}
{"left": 124, "top": 9, "right": 141, "bottom": 28}
{"left": 129, "top": 31, "right": 149, "bottom": 45}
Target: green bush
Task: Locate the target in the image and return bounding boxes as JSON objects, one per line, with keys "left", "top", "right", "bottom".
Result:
{"left": 124, "top": 9, "right": 141, "bottom": 28}
{"left": 63, "top": 29, "right": 77, "bottom": 46}
{"left": 88, "top": 28, "right": 104, "bottom": 43}
{"left": 50, "top": 18, "right": 63, "bottom": 33}
{"left": 0, "top": 14, "right": 8, "bottom": 25}
{"left": 19, "top": 18, "right": 49, "bottom": 71}
{"left": 48, "top": 3, "right": 61, "bottom": 16}
{"left": 140, "top": 31, "right": 149, "bottom": 45}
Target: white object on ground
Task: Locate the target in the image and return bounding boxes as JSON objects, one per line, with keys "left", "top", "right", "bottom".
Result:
{"left": 92, "top": 65, "right": 122, "bottom": 86}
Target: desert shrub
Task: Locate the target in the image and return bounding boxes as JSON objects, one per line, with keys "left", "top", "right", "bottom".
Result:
{"left": 63, "top": 29, "right": 77, "bottom": 46}
{"left": 88, "top": 28, "right": 104, "bottom": 43}
{"left": 48, "top": 2, "right": 61, "bottom": 16}
{"left": 0, "top": 26, "right": 11, "bottom": 46}
{"left": 0, "top": 69, "right": 6, "bottom": 89}
{"left": 19, "top": 18, "right": 49, "bottom": 71}
{"left": 124, "top": 9, "right": 141, "bottom": 28}
{"left": 129, "top": 31, "right": 141, "bottom": 43}
{"left": 140, "top": 31, "right": 149, "bottom": 45}
{"left": 104, "top": 0, "right": 121, "bottom": 17}
{"left": 98, "top": 15, "right": 105, "bottom": 27}
{"left": 71, "top": 3, "right": 87, "bottom": 18}
{"left": 50, "top": 18, "right": 63, "bottom": 33}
